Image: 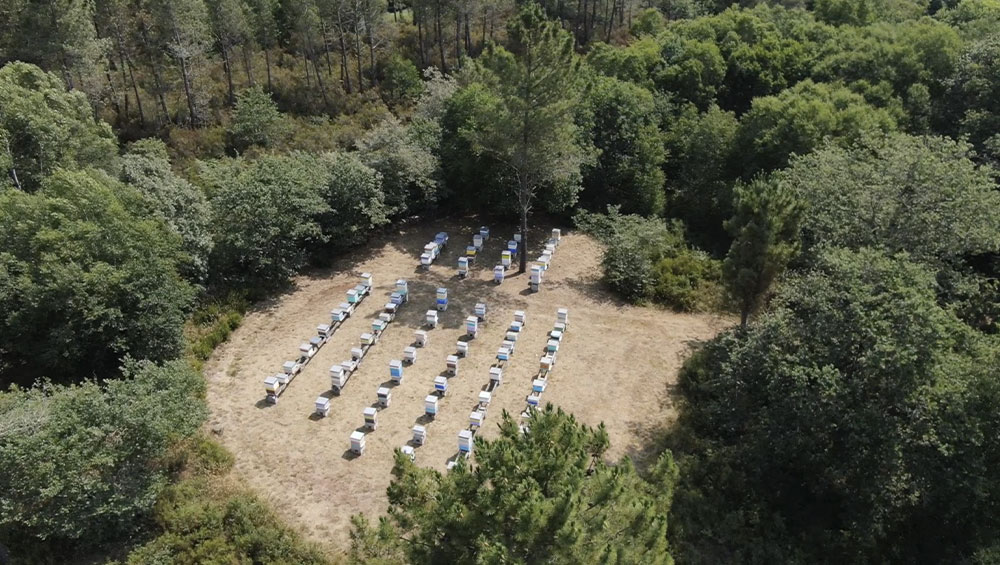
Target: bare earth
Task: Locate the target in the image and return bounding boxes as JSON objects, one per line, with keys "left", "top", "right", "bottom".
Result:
{"left": 204, "top": 219, "right": 730, "bottom": 553}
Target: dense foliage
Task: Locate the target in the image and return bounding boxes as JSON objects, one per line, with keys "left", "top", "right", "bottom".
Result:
{"left": 669, "top": 248, "right": 1000, "bottom": 563}
{"left": 351, "top": 405, "right": 678, "bottom": 564}
{"left": 0, "top": 360, "right": 206, "bottom": 543}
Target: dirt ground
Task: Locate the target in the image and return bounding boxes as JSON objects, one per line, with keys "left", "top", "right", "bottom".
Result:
{"left": 204, "top": 219, "right": 730, "bottom": 553}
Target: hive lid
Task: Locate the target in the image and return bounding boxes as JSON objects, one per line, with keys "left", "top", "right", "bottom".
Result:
{"left": 425, "top": 395, "right": 438, "bottom": 403}
{"left": 363, "top": 407, "right": 377, "bottom": 417}
{"left": 377, "top": 387, "right": 391, "bottom": 396}
{"left": 413, "top": 425, "right": 426, "bottom": 434}
{"left": 459, "top": 429, "right": 474, "bottom": 440}
{"left": 350, "top": 431, "right": 365, "bottom": 441}
{"left": 315, "top": 396, "right": 330, "bottom": 406}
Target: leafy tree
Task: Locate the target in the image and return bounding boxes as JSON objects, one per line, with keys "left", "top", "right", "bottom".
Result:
{"left": 0, "top": 169, "right": 195, "bottom": 385}
{"left": 379, "top": 54, "right": 425, "bottom": 108}
{"left": 671, "top": 247, "right": 1000, "bottom": 563}
{"left": 653, "top": 35, "right": 727, "bottom": 110}
{"left": 586, "top": 37, "right": 664, "bottom": 88}
{"left": 351, "top": 405, "right": 678, "bottom": 564}
{"left": 736, "top": 79, "right": 896, "bottom": 176}
{"left": 122, "top": 139, "right": 214, "bottom": 282}
{"left": 722, "top": 176, "right": 803, "bottom": 327}
{"left": 356, "top": 115, "right": 439, "bottom": 216}
{"left": 0, "top": 359, "right": 206, "bottom": 544}
{"left": 945, "top": 34, "right": 1000, "bottom": 162}
{"left": 663, "top": 104, "right": 740, "bottom": 252}
{"left": 578, "top": 75, "right": 666, "bottom": 216}
{"left": 201, "top": 154, "right": 329, "bottom": 292}
{"left": 314, "top": 151, "right": 390, "bottom": 248}
{"left": 777, "top": 133, "right": 1000, "bottom": 266}
{"left": 228, "top": 85, "right": 288, "bottom": 151}
{"left": 0, "top": 62, "right": 117, "bottom": 191}
{"left": 206, "top": 0, "right": 254, "bottom": 105}
{"left": 465, "top": 3, "right": 591, "bottom": 273}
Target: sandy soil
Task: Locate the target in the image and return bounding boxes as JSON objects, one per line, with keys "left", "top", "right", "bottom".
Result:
{"left": 204, "top": 219, "right": 730, "bottom": 552}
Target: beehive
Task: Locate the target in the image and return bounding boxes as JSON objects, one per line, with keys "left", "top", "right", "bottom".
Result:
{"left": 350, "top": 431, "right": 366, "bottom": 455}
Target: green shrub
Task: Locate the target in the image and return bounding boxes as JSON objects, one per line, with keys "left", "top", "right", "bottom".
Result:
{"left": 579, "top": 207, "right": 724, "bottom": 309}
{"left": 652, "top": 252, "right": 724, "bottom": 311}
{"left": 126, "top": 479, "right": 329, "bottom": 565}
{"left": 603, "top": 239, "right": 655, "bottom": 302}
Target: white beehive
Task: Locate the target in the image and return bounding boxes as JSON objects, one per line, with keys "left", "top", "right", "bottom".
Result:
{"left": 424, "top": 395, "right": 439, "bottom": 416}
{"left": 315, "top": 396, "right": 331, "bottom": 417}
{"left": 551, "top": 228, "right": 561, "bottom": 241}
{"left": 415, "top": 330, "right": 428, "bottom": 347}
{"left": 377, "top": 386, "right": 392, "bottom": 408}
{"left": 372, "top": 319, "right": 387, "bottom": 334}
{"left": 347, "top": 288, "right": 360, "bottom": 304}
{"left": 458, "top": 429, "right": 474, "bottom": 454}
{"left": 501, "top": 250, "right": 512, "bottom": 268}
{"left": 330, "top": 365, "right": 346, "bottom": 389}
{"left": 331, "top": 307, "right": 347, "bottom": 322}
{"left": 506, "top": 331, "right": 518, "bottom": 343}
{"left": 514, "top": 310, "right": 526, "bottom": 325}
{"left": 473, "top": 234, "right": 484, "bottom": 249}
{"left": 458, "top": 256, "right": 469, "bottom": 276}
{"left": 264, "top": 375, "right": 280, "bottom": 396}
{"left": 351, "top": 347, "right": 364, "bottom": 361}
{"left": 282, "top": 360, "right": 298, "bottom": 374}
{"left": 401, "top": 445, "right": 416, "bottom": 461}
{"left": 494, "top": 265, "right": 504, "bottom": 283}
{"left": 480, "top": 226, "right": 490, "bottom": 240}
{"left": 547, "top": 339, "right": 559, "bottom": 353}
{"left": 434, "top": 376, "right": 448, "bottom": 395}
{"left": 510, "top": 320, "right": 523, "bottom": 333}
{"left": 363, "top": 406, "right": 378, "bottom": 430}
{"left": 361, "top": 272, "right": 373, "bottom": 290}
{"left": 379, "top": 312, "right": 392, "bottom": 324}
{"left": 478, "top": 390, "right": 492, "bottom": 407}
{"left": 299, "top": 342, "right": 314, "bottom": 357}
{"left": 396, "top": 279, "right": 409, "bottom": 297}
{"left": 551, "top": 329, "right": 563, "bottom": 342}
{"left": 540, "top": 355, "right": 554, "bottom": 373}
{"left": 384, "top": 302, "right": 398, "bottom": 316}
{"left": 403, "top": 346, "right": 417, "bottom": 364}
{"left": 465, "top": 316, "right": 478, "bottom": 338}
{"left": 502, "top": 339, "right": 516, "bottom": 354}
{"left": 317, "top": 323, "right": 332, "bottom": 338}
{"left": 514, "top": 233, "right": 522, "bottom": 243}
{"left": 412, "top": 425, "right": 427, "bottom": 445}
{"left": 497, "top": 346, "right": 511, "bottom": 362}
{"left": 456, "top": 340, "right": 469, "bottom": 356}
{"left": 350, "top": 431, "right": 366, "bottom": 455}
{"left": 360, "top": 332, "right": 375, "bottom": 346}
{"left": 469, "top": 410, "right": 484, "bottom": 429}
{"left": 446, "top": 355, "right": 459, "bottom": 375}
{"left": 475, "top": 302, "right": 488, "bottom": 320}
{"left": 426, "top": 310, "right": 439, "bottom": 327}
{"left": 533, "top": 379, "right": 547, "bottom": 393}
{"left": 490, "top": 366, "right": 503, "bottom": 385}
{"left": 420, "top": 252, "right": 432, "bottom": 267}
{"left": 557, "top": 308, "right": 569, "bottom": 326}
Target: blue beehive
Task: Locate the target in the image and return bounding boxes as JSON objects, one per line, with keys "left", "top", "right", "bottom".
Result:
{"left": 389, "top": 360, "right": 403, "bottom": 382}
{"left": 436, "top": 287, "right": 448, "bottom": 311}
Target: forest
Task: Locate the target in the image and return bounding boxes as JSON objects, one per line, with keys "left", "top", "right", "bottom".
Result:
{"left": 1, "top": 0, "right": 1000, "bottom": 561}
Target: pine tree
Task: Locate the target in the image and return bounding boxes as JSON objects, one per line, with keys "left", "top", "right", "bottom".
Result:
{"left": 722, "top": 177, "right": 803, "bottom": 327}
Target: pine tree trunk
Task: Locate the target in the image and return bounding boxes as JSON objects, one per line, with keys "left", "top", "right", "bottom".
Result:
{"left": 368, "top": 27, "right": 377, "bottom": 85}
{"left": 355, "top": 32, "right": 365, "bottom": 91}
{"left": 454, "top": 17, "right": 461, "bottom": 68}
{"left": 221, "top": 45, "right": 235, "bottom": 105}
{"left": 178, "top": 55, "right": 198, "bottom": 125}
{"left": 265, "top": 48, "right": 273, "bottom": 91}
{"left": 339, "top": 33, "right": 353, "bottom": 93}
{"left": 519, "top": 204, "right": 528, "bottom": 274}
{"left": 123, "top": 52, "right": 145, "bottom": 127}
{"left": 417, "top": 10, "right": 426, "bottom": 65}
{"left": 435, "top": 2, "right": 447, "bottom": 72}
{"left": 242, "top": 44, "right": 254, "bottom": 85}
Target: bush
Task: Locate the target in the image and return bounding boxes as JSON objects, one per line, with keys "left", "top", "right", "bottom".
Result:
{"left": 603, "top": 239, "right": 655, "bottom": 302}
{"left": 126, "top": 479, "right": 329, "bottom": 565}
{"left": 653, "top": 252, "right": 724, "bottom": 311}
{"left": 0, "top": 360, "right": 207, "bottom": 545}
{"left": 578, "top": 207, "right": 723, "bottom": 310}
